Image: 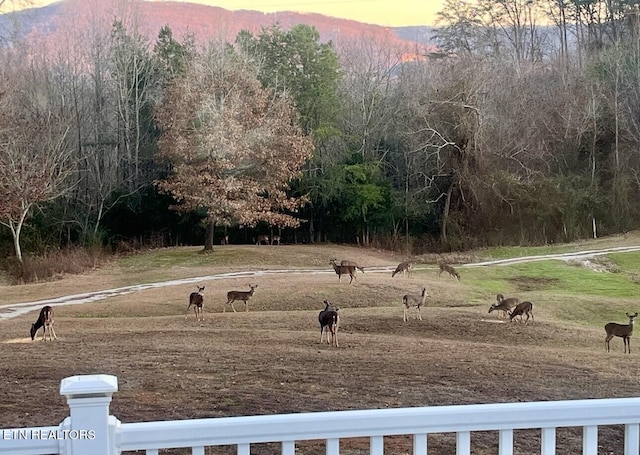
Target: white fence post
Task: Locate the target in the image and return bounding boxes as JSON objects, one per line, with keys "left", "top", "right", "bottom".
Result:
{"left": 59, "top": 374, "right": 119, "bottom": 455}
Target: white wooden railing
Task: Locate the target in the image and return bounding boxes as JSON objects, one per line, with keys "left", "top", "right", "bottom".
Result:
{"left": 2, "top": 374, "right": 640, "bottom": 455}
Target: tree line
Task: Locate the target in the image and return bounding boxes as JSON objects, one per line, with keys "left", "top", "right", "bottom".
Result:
{"left": 1, "top": 0, "right": 640, "bottom": 264}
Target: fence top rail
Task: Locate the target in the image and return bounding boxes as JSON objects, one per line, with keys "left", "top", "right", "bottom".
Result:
{"left": 118, "top": 396, "right": 640, "bottom": 451}
{"left": 0, "top": 426, "right": 62, "bottom": 454}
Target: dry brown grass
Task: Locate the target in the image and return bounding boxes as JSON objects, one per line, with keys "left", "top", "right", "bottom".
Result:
{"left": 0, "top": 244, "right": 637, "bottom": 454}
{"left": 3, "top": 247, "right": 108, "bottom": 284}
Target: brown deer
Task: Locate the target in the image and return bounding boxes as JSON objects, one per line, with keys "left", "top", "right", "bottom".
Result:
{"left": 438, "top": 262, "right": 460, "bottom": 280}
{"left": 30, "top": 305, "right": 57, "bottom": 341}
{"left": 319, "top": 300, "right": 340, "bottom": 347}
{"left": 270, "top": 235, "right": 281, "bottom": 246}
{"left": 509, "top": 301, "right": 534, "bottom": 324}
{"left": 340, "top": 259, "right": 364, "bottom": 273}
{"left": 605, "top": 312, "right": 639, "bottom": 354}
{"left": 185, "top": 285, "right": 205, "bottom": 321}
{"left": 488, "top": 294, "right": 520, "bottom": 319}
{"left": 329, "top": 259, "right": 357, "bottom": 284}
{"left": 392, "top": 261, "right": 413, "bottom": 278}
{"left": 402, "top": 287, "right": 427, "bottom": 321}
{"left": 220, "top": 235, "right": 229, "bottom": 245}
{"left": 255, "top": 235, "right": 270, "bottom": 245}
{"left": 225, "top": 284, "right": 258, "bottom": 312}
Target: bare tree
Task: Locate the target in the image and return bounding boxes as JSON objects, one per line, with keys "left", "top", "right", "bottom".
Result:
{"left": 0, "top": 51, "right": 75, "bottom": 263}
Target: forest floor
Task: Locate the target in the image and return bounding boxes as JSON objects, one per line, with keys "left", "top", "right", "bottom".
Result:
{"left": 1, "top": 241, "right": 640, "bottom": 454}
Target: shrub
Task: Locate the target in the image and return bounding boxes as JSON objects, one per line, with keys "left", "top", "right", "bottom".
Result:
{"left": 2, "top": 247, "right": 109, "bottom": 284}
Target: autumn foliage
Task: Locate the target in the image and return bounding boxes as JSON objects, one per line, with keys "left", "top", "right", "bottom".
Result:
{"left": 155, "top": 47, "right": 313, "bottom": 229}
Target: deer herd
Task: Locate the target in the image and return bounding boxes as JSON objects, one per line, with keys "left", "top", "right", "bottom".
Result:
{"left": 26, "top": 254, "right": 637, "bottom": 355}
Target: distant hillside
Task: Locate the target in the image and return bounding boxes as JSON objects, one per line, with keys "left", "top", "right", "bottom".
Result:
{"left": 392, "top": 25, "right": 438, "bottom": 46}
{"left": 0, "top": 0, "right": 436, "bottom": 55}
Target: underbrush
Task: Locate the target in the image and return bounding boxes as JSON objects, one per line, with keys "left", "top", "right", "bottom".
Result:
{"left": 2, "top": 247, "right": 110, "bottom": 284}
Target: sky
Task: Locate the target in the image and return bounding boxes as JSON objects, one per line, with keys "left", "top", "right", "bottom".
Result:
{"left": 25, "top": 0, "right": 445, "bottom": 27}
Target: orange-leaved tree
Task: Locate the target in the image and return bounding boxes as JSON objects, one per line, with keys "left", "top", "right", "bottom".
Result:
{"left": 155, "top": 46, "right": 313, "bottom": 249}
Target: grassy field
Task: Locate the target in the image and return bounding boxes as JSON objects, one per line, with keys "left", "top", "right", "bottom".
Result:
{"left": 1, "top": 238, "right": 640, "bottom": 454}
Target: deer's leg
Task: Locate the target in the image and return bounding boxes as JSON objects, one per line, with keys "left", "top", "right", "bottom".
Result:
{"left": 231, "top": 301, "right": 237, "bottom": 313}
{"left": 334, "top": 323, "right": 339, "bottom": 347}
{"left": 245, "top": 301, "right": 249, "bottom": 312}
{"left": 417, "top": 306, "right": 422, "bottom": 321}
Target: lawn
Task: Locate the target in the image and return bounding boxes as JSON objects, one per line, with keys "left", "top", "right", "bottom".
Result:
{"left": 1, "top": 240, "right": 640, "bottom": 454}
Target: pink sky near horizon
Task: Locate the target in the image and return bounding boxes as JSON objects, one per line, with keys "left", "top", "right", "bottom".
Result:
{"left": 25, "top": 0, "right": 444, "bottom": 26}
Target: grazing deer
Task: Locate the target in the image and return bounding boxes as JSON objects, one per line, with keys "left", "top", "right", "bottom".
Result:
{"left": 319, "top": 300, "right": 339, "bottom": 347}
{"left": 340, "top": 259, "right": 364, "bottom": 273}
{"left": 403, "top": 287, "right": 428, "bottom": 321}
{"left": 605, "top": 312, "right": 639, "bottom": 354}
{"left": 30, "top": 305, "right": 57, "bottom": 341}
{"left": 255, "top": 235, "right": 270, "bottom": 245}
{"left": 438, "top": 262, "right": 460, "bottom": 280}
{"left": 329, "top": 259, "right": 357, "bottom": 284}
{"left": 225, "top": 284, "right": 258, "bottom": 312}
{"left": 392, "top": 261, "right": 413, "bottom": 278}
{"left": 488, "top": 294, "right": 520, "bottom": 319}
{"left": 271, "top": 235, "right": 281, "bottom": 245}
{"left": 185, "top": 285, "right": 205, "bottom": 321}
{"left": 509, "top": 301, "right": 534, "bottom": 324}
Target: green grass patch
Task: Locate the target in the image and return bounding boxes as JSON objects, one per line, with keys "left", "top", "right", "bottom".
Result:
{"left": 462, "top": 258, "right": 640, "bottom": 299}
{"left": 478, "top": 232, "right": 640, "bottom": 260}
{"left": 608, "top": 251, "right": 640, "bottom": 274}
{"left": 478, "top": 244, "right": 583, "bottom": 260}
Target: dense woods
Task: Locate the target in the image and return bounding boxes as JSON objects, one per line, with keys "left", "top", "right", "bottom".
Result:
{"left": 1, "top": 0, "right": 640, "bottom": 268}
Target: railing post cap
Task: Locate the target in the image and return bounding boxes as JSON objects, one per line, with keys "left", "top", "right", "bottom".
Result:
{"left": 60, "top": 374, "right": 118, "bottom": 397}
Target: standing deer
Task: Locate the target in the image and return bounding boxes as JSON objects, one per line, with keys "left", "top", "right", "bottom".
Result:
{"left": 186, "top": 285, "right": 205, "bottom": 321}
{"left": 438, "top": 262, "right": 460, "bottom": 280}
{"left": 402, "top": 287, "right": 428, "bottom": 321}
{"left": 225, "top": 284, "right": 258, "bottom": 312}
{"left": 509, "top": 301, "right": 534, "bottom": 324}
{"left": 220, "top": 235, "right": 229, "bottom": 245}
{"left": 30, "top": 305, "right": 57, "bottom": 341}
{"left": 271, "top": 235, "right": 281, "bottom": 245}
{"left": 605, "top": 312, "right": 639, "bottom": 354}
{"left": 255, "top": 235, "right": 270, "bottom": 245}
{"left": 392, "top": 261, "right": 413, "bottom": 278}
{"left": 488, "top": 294, "right": 520, "bottom": 319}
{"left": 319, "top": 300, "right": 339, "bottom": 347}
{"left": 340, "top": 259, "right": 364, "bottom": 273}
{"left": 329, "top": 259, "right": 357, "bottom": 284}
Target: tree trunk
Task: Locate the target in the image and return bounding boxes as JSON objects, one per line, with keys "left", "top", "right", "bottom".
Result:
{"left": 204, "top": 221, "right": 214, "bottom": 251}
{"left": 440, "top": 183, "right": 454, "bottom": 245}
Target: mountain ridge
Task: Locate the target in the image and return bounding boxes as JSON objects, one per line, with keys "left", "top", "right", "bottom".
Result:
{"left": 0, "top": 0, "right": 437, "bottom": 52}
